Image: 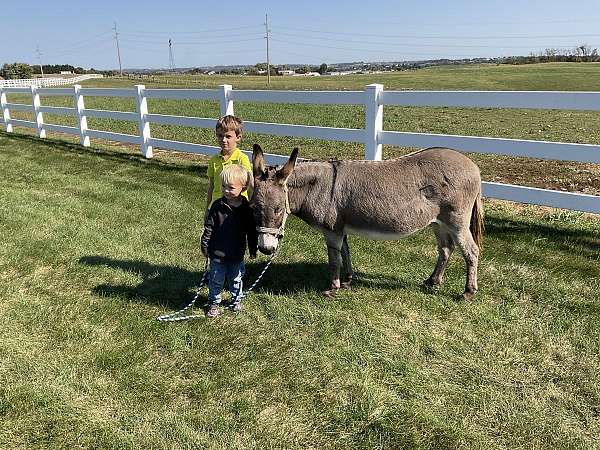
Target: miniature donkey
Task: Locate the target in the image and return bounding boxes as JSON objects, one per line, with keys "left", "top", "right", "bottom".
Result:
{"left": 250, "top": 144, "right": 484, "bottom": 300}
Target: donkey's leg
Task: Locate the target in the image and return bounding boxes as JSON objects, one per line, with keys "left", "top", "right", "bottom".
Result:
{"left": 451, "top": 224, "right": 480, "bottom": 301}
{"left": 323, "top": 231, "right": 344, "bottom": 297}
{"left": 424, "top": 223, "right": 455, "bottom": 288}
{"left": 340, "top": 235, "right": 354, "bottom": 288}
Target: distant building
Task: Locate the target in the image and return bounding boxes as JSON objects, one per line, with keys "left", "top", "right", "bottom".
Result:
{"left": 293, "top": 72, "right": 321, "bottom": 77}
{"left": 279, "top": 69, "right": 295, "bottom": 76}
{"left": 60, "top": 71, "right": 72, "bottom": 75}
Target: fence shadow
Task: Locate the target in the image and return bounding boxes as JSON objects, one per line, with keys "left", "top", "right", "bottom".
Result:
{"left": 486, "top": 215, "right": 600, "bottom": 262}
{"left": 78, "top": 255, "right": 412, "bottom": 308}
{"left": 1, "top": 132, "right": 207, "bottom": 175}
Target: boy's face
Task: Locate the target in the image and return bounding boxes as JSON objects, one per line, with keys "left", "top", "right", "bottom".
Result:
{"left": 216, "top": 128, "right": 241, "bottom": 155}
{"left": 222, "top": 179, "right": 245, "bottom": 202}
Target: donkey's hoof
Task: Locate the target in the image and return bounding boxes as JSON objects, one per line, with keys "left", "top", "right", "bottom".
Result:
{"left": 323, "top": 288, "right": 338, "bottom": 298}
{"left": 423, "top": 278, "right": 441, "bottom": 289}
{"left": 461, "top": 290, "right": 477, "bottom": 301}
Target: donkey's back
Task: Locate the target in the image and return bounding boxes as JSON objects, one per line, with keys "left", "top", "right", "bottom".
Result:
{"left": 334, "top": 148, "right": 481, "bottom": 239}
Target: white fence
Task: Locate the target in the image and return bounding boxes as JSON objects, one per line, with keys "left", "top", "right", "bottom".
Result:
{"left": 0, "top": 83, "right": 599, "bottom": 214}
{"left": 0, "top": 74, "right": 103, "bottom": 88}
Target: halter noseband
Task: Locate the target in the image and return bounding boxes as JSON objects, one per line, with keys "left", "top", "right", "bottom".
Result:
{"left": 256, "top": 183, "right": 291, "bottom": 239}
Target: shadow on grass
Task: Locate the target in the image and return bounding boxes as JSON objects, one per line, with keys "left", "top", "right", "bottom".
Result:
{"left": 486, "top": 215, "right": 600, "bottom": 263}
{"left": 1, "top": 131, "right": 207, "bottom": 175}
{"left": 78, "top": 255, "right": 415, "bottom": 308}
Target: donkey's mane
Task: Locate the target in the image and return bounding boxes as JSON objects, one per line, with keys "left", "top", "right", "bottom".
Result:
{"left": 285, "top": 161, "right": 334, "bottom": 189}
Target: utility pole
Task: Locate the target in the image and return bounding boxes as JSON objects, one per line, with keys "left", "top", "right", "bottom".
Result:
{"left": 36, "top": 45, "right": 44, "bottom": 77}
{"left": 169, "top": 39, "right": 175, "bottom": 72}
{"left": 264, "top": 13, "right": 271, "bottom": 85}
{"left": 113, "top": 22, "right": 123, "bottom": 76}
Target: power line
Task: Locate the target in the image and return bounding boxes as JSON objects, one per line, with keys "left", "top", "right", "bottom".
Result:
{"left": 272, "top": 31, "right": 593, "bottom": 50}
{"left": 270, "top": 38, "right": 488, "bottom": 59}
{"left": 119, "top": 37, "right": 264, "bottom": 46}
{"left": 119, "top": 24, "right": 263, "bottom": 35}
{"left": 273, "top": 26, "right": 600, "bottom": 40}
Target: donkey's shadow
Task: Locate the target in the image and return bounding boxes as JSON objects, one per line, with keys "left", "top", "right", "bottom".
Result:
{"left": 78, "top": 255, "right": 406, "bottom": 307}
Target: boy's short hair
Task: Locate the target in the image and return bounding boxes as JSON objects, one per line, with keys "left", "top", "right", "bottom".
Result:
{"left": 221, "top": 164, "right": 250, "bottom": 187}
{"left": 216, "top": 115, "right": 243, "bottom": 136}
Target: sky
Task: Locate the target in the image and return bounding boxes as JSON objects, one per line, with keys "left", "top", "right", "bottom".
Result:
{"left": 3, "top": 0, "right": 600, "bottom": 70}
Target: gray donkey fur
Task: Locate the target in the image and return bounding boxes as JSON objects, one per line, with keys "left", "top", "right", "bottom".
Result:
{"left": 251, "top": 144, "right": 484, "bottom": 300}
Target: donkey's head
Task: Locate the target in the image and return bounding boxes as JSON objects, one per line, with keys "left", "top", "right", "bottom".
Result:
{"left": 251, "top": 144, "right": 299, "bottom": 255}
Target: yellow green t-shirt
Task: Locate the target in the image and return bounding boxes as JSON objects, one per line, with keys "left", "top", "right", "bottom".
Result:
{"left": 207, "top": 148, "right": 252, "bottom": 206}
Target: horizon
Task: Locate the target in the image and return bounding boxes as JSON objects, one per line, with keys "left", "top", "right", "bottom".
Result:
{"left": 3, "top": 0, "right": 600, "bottom": 71}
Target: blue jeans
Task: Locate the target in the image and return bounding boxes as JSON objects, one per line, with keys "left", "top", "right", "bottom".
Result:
{"left": 207, "top": 259, "right": 245, "bottom": 305}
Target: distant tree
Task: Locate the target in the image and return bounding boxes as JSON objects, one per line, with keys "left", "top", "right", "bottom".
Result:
{"left": 1, "top": 63, "right": 33, "bottom": 79}
{"left": 318, "top": 63, "right": 328, "bottom": 74}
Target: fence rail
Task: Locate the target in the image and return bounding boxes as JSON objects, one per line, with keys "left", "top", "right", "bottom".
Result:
{"left": 0, "top": 83, "right": 598, "bottom": 213}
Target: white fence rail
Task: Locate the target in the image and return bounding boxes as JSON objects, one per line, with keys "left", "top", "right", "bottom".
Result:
{"left": 0, "top": 74, "right": 103, "bottom": 88}
{"left": 0, "top": 83, "right": 598, "bottom": 213}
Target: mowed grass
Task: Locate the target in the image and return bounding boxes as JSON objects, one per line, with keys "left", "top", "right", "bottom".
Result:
{"left": 2, "top": 63, "right": 600, "bottom": 448}
{"left": 1, "top": 127, "right": 600, "bottom": 449}
{"left": 5, "top": 62, "right": 600, "bottom": 194}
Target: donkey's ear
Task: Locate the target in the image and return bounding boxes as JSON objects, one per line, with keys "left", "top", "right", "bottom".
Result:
{"left": 252, "top": 144, "right": 266, "bottom": 176}
{"left": 276, "top": 147, "right": 299, "bottom": 184}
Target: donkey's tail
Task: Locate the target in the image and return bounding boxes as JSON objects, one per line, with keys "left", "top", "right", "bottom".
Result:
{"left": 470, "top": 189, "right": 485, "bottom": 251}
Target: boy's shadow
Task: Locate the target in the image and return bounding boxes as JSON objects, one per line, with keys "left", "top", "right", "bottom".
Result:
{"left": 78, "top": 255, "right": 406, "bottom": 307}
{"left": 79, "top": 256, "right": 205, "bottom": 308}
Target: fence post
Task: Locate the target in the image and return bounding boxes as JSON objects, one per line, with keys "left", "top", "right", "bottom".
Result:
{"left": 364, "top": 83, "right": 383, "bottom": 161}
{"left": 219, "top": 84, "right": 234, "bottom": 116}
{"left": 73, "top": 84, "right": 90, "bottom": 147}
{"left": 31, "top": 85, "right": 46, "bottom": 138}
{"left": 0, "top": 88, "right": 13, "bottom": 133}
{"left": 135, "top": 84, "right": 153, "bottom": 158}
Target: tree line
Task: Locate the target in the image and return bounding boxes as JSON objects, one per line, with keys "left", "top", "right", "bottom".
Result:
{"left": 1, "top": 63, "right": 106, "bottom": 79}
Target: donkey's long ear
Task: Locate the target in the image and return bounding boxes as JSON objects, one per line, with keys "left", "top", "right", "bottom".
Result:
{"left": 252, "top": 144, "right": 266, "bottom": 176}
{"left": 276, "top": 147, "right": 299, "bottom": 184}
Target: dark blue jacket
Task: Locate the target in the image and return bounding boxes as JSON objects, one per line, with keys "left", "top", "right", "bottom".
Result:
{"left": 201, "top": 197, "right": 258, "bottom": 263}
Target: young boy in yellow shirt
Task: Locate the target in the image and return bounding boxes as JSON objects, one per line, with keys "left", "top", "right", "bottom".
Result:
{"left": 205, "top": 115, "right": 253, "bottom": 212}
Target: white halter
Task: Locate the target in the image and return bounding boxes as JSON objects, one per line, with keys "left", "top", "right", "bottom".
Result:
{"left": 255, "top": 183, "right": 291, "bottom": 238}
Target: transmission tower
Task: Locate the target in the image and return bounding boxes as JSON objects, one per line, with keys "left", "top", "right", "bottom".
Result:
{"left": 36, "top": 45, "right": 44, "bottom": 77}
{"left": 264, "top": 13, "right": 271, "bottom": 85}
{"left": 169, "top": 39, "right": 175, "bottom": 72}
{"left": 113, "top": 22, "right": 123, "bottom": 75}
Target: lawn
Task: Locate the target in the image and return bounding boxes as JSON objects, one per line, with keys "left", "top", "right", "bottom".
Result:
{"left": 1, "top": 128, "right": 599, "bottom": 449}
{"left": 2, "top": 63, "right": 600, "bottom": 449}
{"left": 4, "top": 63, "right": 600, "bottom": 195}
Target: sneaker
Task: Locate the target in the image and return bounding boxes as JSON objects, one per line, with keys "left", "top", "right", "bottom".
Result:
{"left": 230, "top": 301, "right": 243, "bottom": 313}
{"left": 205, "top": 305, "right": 222, "bottom": 318}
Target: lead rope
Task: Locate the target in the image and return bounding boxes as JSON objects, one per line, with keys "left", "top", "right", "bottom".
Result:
{"left": 156, "top": 248, "right": 280, "bottom": 322}
{"left": 157, "top": 184, "right": 290, "bottom": 322}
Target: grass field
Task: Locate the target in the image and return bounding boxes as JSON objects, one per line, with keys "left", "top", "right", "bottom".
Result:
{"left": 1, "top": 63, "right": 600, "bottom": 449}
{"left": 4, "top": 63, "right": 600, "bottom": 195}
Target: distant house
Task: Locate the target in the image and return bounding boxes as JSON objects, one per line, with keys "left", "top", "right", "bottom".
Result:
{"left": 279, "top": 69, "right": 295, "bottom": 76}
{"left": 60, "top": 71, "right": 72, "bottom": 75}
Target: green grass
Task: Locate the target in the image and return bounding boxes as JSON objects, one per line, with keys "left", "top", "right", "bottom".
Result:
{"left": 1, "top": 126, "right": 600, "bottom": 449}
{"left": 2, "top": 63, "right": 600, "bottom": 448}
{"left": 5, "top": 63, "right": 600, "bottom": 194}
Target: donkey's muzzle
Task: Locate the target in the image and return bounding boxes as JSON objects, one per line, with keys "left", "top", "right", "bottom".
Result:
{"left": 258, "top": 233, "right": 279, "bottom": 255}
